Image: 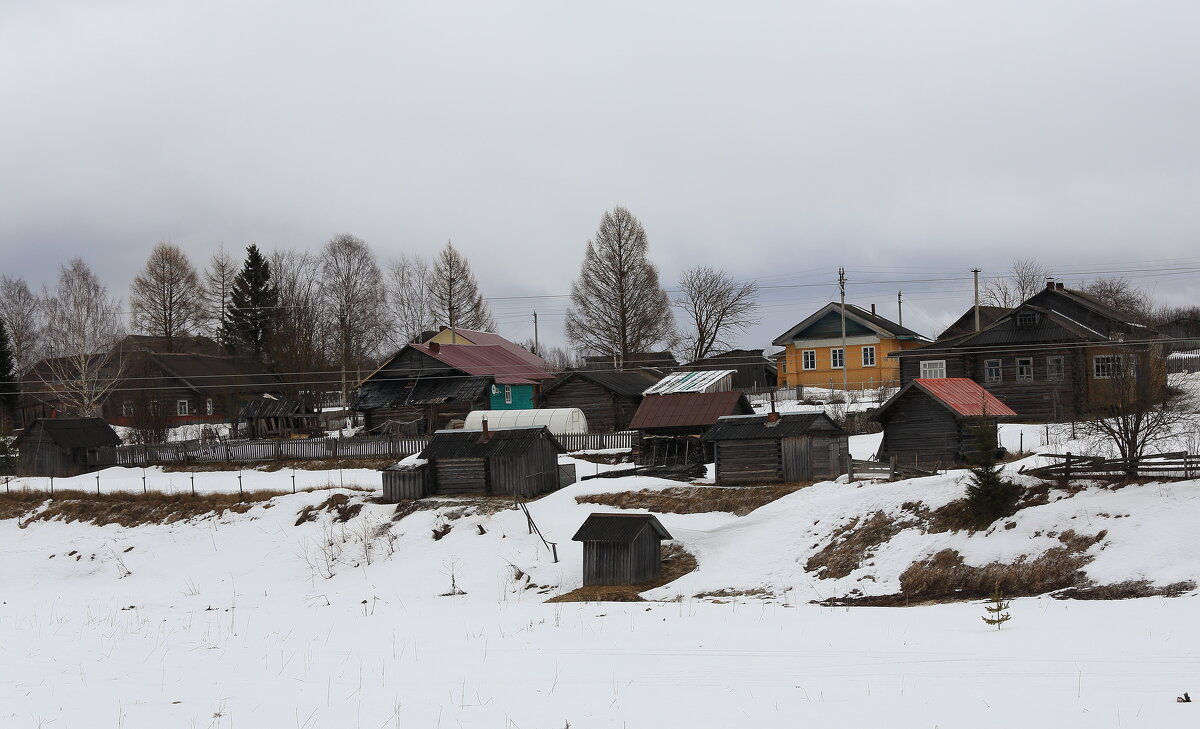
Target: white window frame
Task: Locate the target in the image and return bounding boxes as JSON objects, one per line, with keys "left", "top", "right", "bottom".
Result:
{"left": 861, "top": 346, "right": 876, "bottom": 367}
{"left": 121, "top": 400, "right": 134, "bottom": 417}
{"left": 830, "top": 348, "right": 844, "bottom": 370}
{"left": 1016, "top": 357, "right": 1033, "bottom": 381}
{"left": 801, "top": 350, "right": 816, "bottom": 370}
{"left": 984, "top": 359, "right": 1001, "bottom": 383}
{"left": 919, "top": 360, "right": 946, "bottom": 379}
{"left": 205, "top": 398, "right": 214, "bottom": 415}
{"left": 1016, "top": 311, "right": 1038, "bottom": 327}
{"left": 1093, "top": 354, "right": 1122, "bottom": 379}
{"left": 504, "top": 385, "right": 513, "bottom": 405}
{"left": 1047, "top": 356, "right": 1065, "bottom": 381}
{"left": 177, "top": 399, "right": 190, "bottom": 416}
{"left": 149, "top": 400, "right": 159, "bottom": 416}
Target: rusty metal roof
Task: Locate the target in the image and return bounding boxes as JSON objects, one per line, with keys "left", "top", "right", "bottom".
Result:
{"left": 642, "top": 369, "right": 735, "bottom": 395}
{"left": 628, "top": 391, "right": 754, "bottom": 430}
{"left": 431, "top": 328, "right": 556, "bottom": 372}
{"left": 571, "top": 513, "right": 672, "bottom": 542}
{"left": 875, "top": 378, "right": 1018, "bottom": 419}
{"left": 415, "top": 343, "right": 556, "bottom": 385}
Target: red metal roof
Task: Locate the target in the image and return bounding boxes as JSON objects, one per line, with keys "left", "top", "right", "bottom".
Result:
{"left": 628, "top": 391, "right": 754, "bottom": 430}
{"left": 415, "top": 343, "right": 556, "bottom": 385}
{"left": 913, "top": 378, "right": 1017, "bottom": 417}
{"left": 436, "top": 328, "right": 555, "bottom": 372}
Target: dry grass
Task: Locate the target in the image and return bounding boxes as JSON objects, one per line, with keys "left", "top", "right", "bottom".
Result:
{"left": 1055, "top": 580, "right": 1196, "bottom": 600}
{"left": 547, "top": 543, "right": 697, "bottom": 603}
{"left": 294, "top": 492, "right": 363, "bottom": 525}
{"left": 161, "top": 457, "right": 396, "bottom": 473}
{"left": 805, "top": 511, "right": 913, "bottom": 580}
{"left": 576, "top": 483, "right": 805, "bottom": 517}
{"left": 0, "top": 489, "right": 286, "bottom": 527}
{"left": 926, "top": 482, "right": 1058, "bottom": 533}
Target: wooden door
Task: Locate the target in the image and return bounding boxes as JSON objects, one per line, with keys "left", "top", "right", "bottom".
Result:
{"left": 781, "top": 436, "right": 810, "bottom": 481}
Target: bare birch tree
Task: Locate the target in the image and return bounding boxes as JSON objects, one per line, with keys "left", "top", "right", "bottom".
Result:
{"left": 201, "top": 244, "right": 239, "bottom": 346}
{"left": 564, "top": 206, "right": 674, "bottom": 367}
{"left": 268, "top": 249, "right": 331, "bottom": 403}
{"left": 982, "top": 259, "right": 1053, "bottom": 308}
{"left": 40, "top": 258, "right": 124, "bottom": 416}
{"left": 319, "top": 234, "right": 386, "bottom": 403}
{"left": 429, "top": 242, "right": 496, "bottom": 332}
{"left": 675, "top": 266, "right": 759, "bottom": 362}
{"left": 129, "top": 241, "right": 203, "bottom": 350}
{"left": 0, "top": 274, "right": 44, "bottom": 377}
{"left": 1082, "top": 276, "right": 1153, "bottom": 323}
{"left": 385, "top": 253, "right": 436, "bottom": 346}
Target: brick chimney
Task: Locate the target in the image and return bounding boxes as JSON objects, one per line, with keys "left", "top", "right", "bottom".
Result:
{"left": 477, "top": 417, "right": 492, "bottom": 443}
{"left": 429, "top": 341, "right": 440, "bottom": 353}
{"left": 766, "top": 391, "right": 780, "bottom": 425}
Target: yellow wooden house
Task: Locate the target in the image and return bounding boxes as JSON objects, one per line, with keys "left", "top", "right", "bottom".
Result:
{"left": 772, "top": 303, "right": 929, "bottom": 391}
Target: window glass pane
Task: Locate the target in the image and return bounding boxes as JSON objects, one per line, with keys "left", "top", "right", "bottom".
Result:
{"left": 1017, "top": 358, "right": 1033, "bottom": 380}
{"left": 919, "top": 360, "right": 946, "bottom": 379}
{"left": 862, "top": 346, "right": 876, "bottom": 367}
{"left": 831, "top": 348, "right": 844, "bottom": 368}
{"left": 985, "top": 359, "right": 1001, "bottom": 383}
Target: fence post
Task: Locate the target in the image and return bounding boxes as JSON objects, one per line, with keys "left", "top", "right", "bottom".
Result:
{"left": 889, "top": 455, "right": 897, "bottom": 481}
{"left": 846, "top": 456, "right": 854, "bottom": 482}
{"left": 275, "top": 441, "right": 282, "bottom": 461}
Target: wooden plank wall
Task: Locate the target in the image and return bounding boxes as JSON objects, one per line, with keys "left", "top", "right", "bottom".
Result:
{"left": 581, "top": 529, "right": 662, "bottom": 586}
{"left": 715, "top": 440, "right": 782, "bottom": 484}
{"left": 382, "top": 468, "right": 428, "bottom": 501}
{"left": 433, "top": 459, "right": 488, "bottom": 494}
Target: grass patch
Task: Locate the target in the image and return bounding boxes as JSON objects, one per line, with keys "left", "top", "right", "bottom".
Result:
{"left": 576, "top": 483, "right": 805, "bottom": 516}
{"left": 547, "top": 543, "right": 697, "bottom": 603}
{"left": 1, "top": 489, "right": 286, "bottom": 527}
{"left": 1054, "top": 580, "right": 1196, "bottom": 600}
{"left": 161, "top": 458, "right": 396, "bottom": 473}
{"left": 805, "top": 511, "right": 913, "bottom": 580}
{"left": 294, "top": 492, "right": 363, "bottom": 525}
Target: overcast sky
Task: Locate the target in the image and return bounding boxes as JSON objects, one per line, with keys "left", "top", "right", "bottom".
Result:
{"left": 3, "top": 1, "right": 1200, "bottom": 351}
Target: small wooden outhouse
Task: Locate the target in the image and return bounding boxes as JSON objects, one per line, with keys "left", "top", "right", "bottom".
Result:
{"left": 572, "top": 513, "right": 673, "bottom": 586}
{"left": 701, "top": 412, "right": 849, "bottom": 484}
{"left": 417, "top": 425, "right": 565, "bottom": 497}
{"left": 15, "top": 418, "right": 121, "bottom": 477}
{"left": 871, "top": 378, "right": 1018, "bottom": 467}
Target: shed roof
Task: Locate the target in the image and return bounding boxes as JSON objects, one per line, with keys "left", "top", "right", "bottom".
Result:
{"left": 582, "top": 351, "right": 679, "bottom": 371}
{"left": 19, "top": 418, "right": 121, "bottom": 448}
{"left": 420, "top": 426, "right": 564, "bottom": 459}
{"left": 628, "top": 391, "right": 754, "bottom": 430}
{"left": 354, "top": 375, "right": 491, "bottom": 409}
{"left": 540, "top": 369, "right": 663, "bottom": 398}
{"left": 571, "top": 513, "right": 672, "bottom": 542}
{"left": 874, "top": 378, "right": 1018, "bottom": 420}
{"left": 701, "top": 412, "right": 846, "bottom": 441}
{"left": 935, "top": 306, "right": 1012, "bottom": 342}
{"left": 642, "top": 369, "right": 735, "bottom": 395}
{"left": 150, "top": 353, "right": 282, "bottom": 394}
{"left": 238, "top": 398, "right": 305, "bottom": 418}
{"left": 429, "top": 327, "right": 556, "bottom": 372}
{"left": 415, "top": 343, "right": 555, "bottom": 385}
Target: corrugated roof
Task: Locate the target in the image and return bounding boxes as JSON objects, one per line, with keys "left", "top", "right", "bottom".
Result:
{"left": 416, "top": 344, "right": 555, "bottom": 385}
{"left": 433, "top": 328, "right": 557, "bottom": 372}
{"left": 701, "top": 412, "right": 846, "bottom": 441}
{"left": 354, "top": 376, "right": 491, "bottom": 409}
{"left": 628, "top": 391, "right": 754, "bottom": 430}
{"left": 773, "top": 302, "right": 928, "bottom": 346}
{"left": 642, "top": 369, "right": 735, "bottom": 395}
{"left": 150, "top": 354, "right": 282, "bottom": 394}
{"left": 540, "top": 369, "right": 664, "bottom": 398}
{"left": 571, "top": 513, "right": 672, "bottom": 542}
{"left": 875, "top": 378, "right": 1017, "bottom": 419}
{"left": 19, "top": 418, "right": 121, "bottom": 448}
{"left": 935, "top": 306, "right": 1012, "bottom": 342}
{"left": 419, "top": 426, "right": 564, "bottom": 459}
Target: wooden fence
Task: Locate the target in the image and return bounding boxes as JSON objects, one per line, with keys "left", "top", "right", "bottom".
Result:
{"left": 554, "top": 431, "right": 640, "bottom": 452}
{"left": 847, "top": 457, "right": 936, "bottom": 481}
{"left": 1021, "top": 451, "right": 1200, "bottom": 481}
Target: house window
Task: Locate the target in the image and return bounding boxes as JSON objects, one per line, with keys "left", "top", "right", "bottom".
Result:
{"left": 205, "top": 398, "right": 214, "bottom": 415}
{"left": 780, "top": 357, "right": 788, "bottom": 374}
{"left": 504, "top": 385, "right": 513, "bottom": 404}
{"left": 861, "top": 346, "right": 876, "bottom": 367}
{"left": 149, "top": 400, "right": 159, "bottom": 416}
{"left": 919, "top": 360, "right": 946, "bottom": 379}
{"left": 1047, "top": 356, "right": 1065, "bottom": 381}
{"left": 985, "top": 359, "right": 1001, "bottom": 383}
{"left": 830, "top": 348, "right": 844, "bottom": 369}
{"left": 1094, "top": 354, "right": 1122, "bottom": 379}
{"left": 802, "top": 350, "right": 816, "bottom": 370}
{"left": 1016, "top": 311, "right": 1038, "bottom": 328}
{"left": 1016, "top": 357, "right": 1033, "bottom": 380}
{"left": 121, "top": 400, "right": 134, "bottom": 417}
{"left": 177, "top": 399, "right": 190, "bottom": 416}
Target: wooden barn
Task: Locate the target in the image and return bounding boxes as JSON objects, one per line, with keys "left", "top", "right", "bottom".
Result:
{"left": 536, "top": 369, "right": 663, "bottom": 432}
{"left": 415, "top": 425, "right": 565, "bottom": 497}
{"left": 872, "top": 378, "right": 1018, "bottom": 467}
{"left": 702, "top": 412, "right": 850, "bottom": 484}
{"left": 16, "top": 418, "right": 121, "bottom": 477}
{"left": 239, "top": 398, "right": 319, "bottom": 438}
{"left": 572, "top": 513, "right": 673, "bottom": 586}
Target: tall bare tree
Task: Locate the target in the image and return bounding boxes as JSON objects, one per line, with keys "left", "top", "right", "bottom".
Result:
{"left": 320, "top": 234, "right": 386, "bottom": 403}
{"left": 385, "top": 253, "right": 436, "bottom": 345}
{"left": 0, "top": 274, "right": 44, "bottom": 376}
{"left": 428, "top": 242, "right": 495, "bottom": 332}
{"left": 40, "top": 258, "right": 124, "bottom": 416}
{"left": 564, "top": 206, "right": 674, "bottom": 367}
{"left": 982, "top": 258, "right": 1053, "bottom": 308}
{"left": 201, "top": 244, "right": 239, "bottom": 346}
{"left": 675, "top": 266, "right": 759, "bottom": 362}
{"left": 268, "top": 249, "right": 331, "bottom": 404}
{"left": 1081, "top": 276, "right": 1153, "bottom": 323}
{"left": 129, "top": 241, "right": 203, "bottom": 351}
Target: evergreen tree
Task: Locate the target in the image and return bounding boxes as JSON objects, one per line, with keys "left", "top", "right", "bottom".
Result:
{"left": 0, "top": 317, "right": 17, "bottom": 424}
{"left": 226, "top": 244, "right": 279, "bottom": 360}
{"left": 964, "top": 417, "right": 1019, "bottom": 527}
{"left": 981, "top": 587, "right": 1012, "bottom": 630}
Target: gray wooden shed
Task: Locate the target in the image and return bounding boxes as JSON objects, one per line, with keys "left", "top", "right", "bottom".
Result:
{"left": 16, "top": 418, "right": 121, "bottom": 477}
{"left": 417, "top": 425, "right": 565, "bottom": 497}
{"left": 572, "top": 513, "right": 673, "bottom": 586}
{"left": 701, "top": 412, "right": 849, "bottom": 485}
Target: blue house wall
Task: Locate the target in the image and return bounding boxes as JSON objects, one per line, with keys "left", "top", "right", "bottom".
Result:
{"left": 488, "top": 383, "right": 536, "bottom": 410}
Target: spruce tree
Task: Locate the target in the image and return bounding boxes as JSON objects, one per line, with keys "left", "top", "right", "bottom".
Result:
{"left": 964, "top": 417, "right": 1019, "bottom": 527}
{"left": 981, "top": 587, "right": 1012, "bottom": 630}
{"left": 226, "top": 244, "right": 279, "bottom": 361}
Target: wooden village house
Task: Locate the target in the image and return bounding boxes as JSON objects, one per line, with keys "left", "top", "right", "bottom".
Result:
{"left": 16, "top": 417, "right": 121, "bottom": 477}
{"left": 536, "top": 369, "right": 663, "bottom": 432}
{"left": 773, "top": 303, "right": 929, "bottom": 392}
{"left": 571, "top": 513, "right": 672, "bottom": 586}
{"left": 871, "top": 378, "right": 1018, "bottom": 467}
{"left": 892, "top": 281, "right": 1164, "bottom": 421}
{"left": 702, "top": 412, "right": 850, "bottom": 485}
{"left": 679, "top": 349, "right": 778, "bottom": 390}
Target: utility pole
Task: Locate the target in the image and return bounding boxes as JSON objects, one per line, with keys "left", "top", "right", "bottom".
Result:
{"left": 897, "top": 290, "right": 904, "bottom": 327}
{"left": 839, "top": 267, "right": 848, "bottom": 396}
{"left": 449, "top": 303, "right": 457, "bottom": 343}
{"left": 972, "top": 268, "right": 981, "bottom": 332}
{"left": 532, "top": 311, "right": 539, "bottom": 356}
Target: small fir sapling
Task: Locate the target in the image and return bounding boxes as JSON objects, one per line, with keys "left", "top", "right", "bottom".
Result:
{"left": 981, "top": 587, "right": 1012, "bottom": 630}
{"left": 964, "top": 414, "right": 1020, "bottom": 528}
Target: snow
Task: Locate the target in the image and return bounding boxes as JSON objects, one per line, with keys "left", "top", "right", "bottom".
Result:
{"left": 5, "top": 427, "right": 1200, "bottom": 726}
